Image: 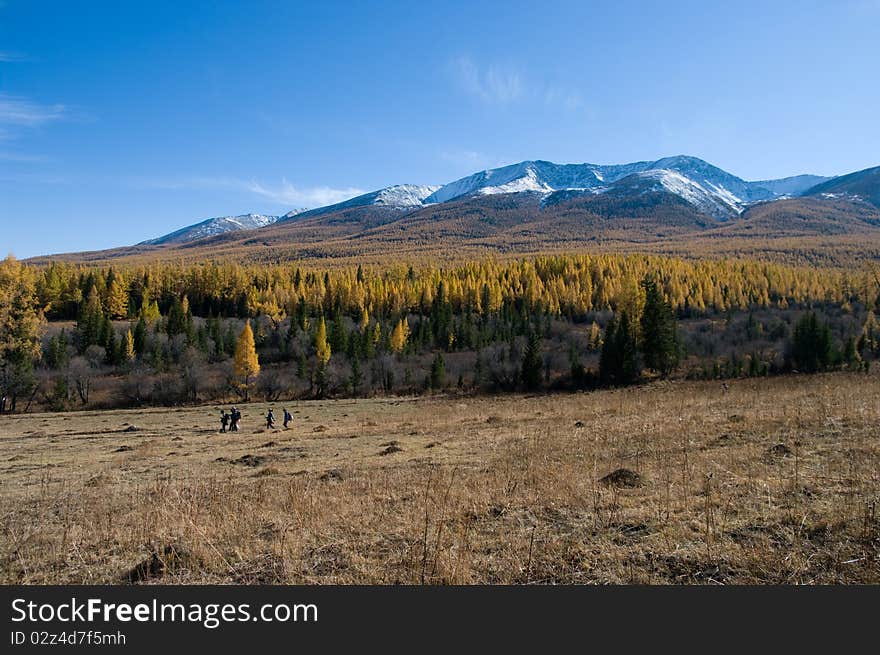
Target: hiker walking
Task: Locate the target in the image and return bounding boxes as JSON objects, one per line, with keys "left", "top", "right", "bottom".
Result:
{"left": 230, "top": 407, "right": 241, "bottom": 432}
{"left": 282, "top": 408, "right": 292, "bottom": 429}
{"left": 266, "top": 408, "right": 276, "bottom": 429}
{"left": 220, "top": 411, "right": 229, "bottom": 433}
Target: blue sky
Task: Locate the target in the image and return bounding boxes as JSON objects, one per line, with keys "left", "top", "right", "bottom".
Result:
{"left": 2, "top": 0, "right": 879, "bottom": 258}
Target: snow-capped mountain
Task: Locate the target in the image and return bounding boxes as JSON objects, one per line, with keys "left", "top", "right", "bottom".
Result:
{"left": 282, "top": 184, "right": 440, "bottom": 221}
{"left": 425, "top": 156, "right": 831, "bottom": 219}
{"left": 136, "top": 157, "right": 854, "bottom": 246}
{"left": 803, "top": 165, "right": 880, "bottom": 207}
{"left": 140, "top": 213, "right": 280, "bottom": 245}
{"left": 606, "top": 169, "right": 748, "bottom": 218}
{"left": 751, "top": 174, "right": 831, "bottom": 198}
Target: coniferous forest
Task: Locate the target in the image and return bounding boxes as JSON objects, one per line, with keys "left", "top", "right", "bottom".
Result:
{"left": 1, "top": 253, "right": 878, "bottom": 413}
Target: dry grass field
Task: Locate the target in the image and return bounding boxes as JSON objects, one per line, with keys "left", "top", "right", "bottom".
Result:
{"left": 1, "top": 373, "right": 878, "bottom": 585}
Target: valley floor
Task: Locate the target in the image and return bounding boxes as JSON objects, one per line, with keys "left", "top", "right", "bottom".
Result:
{"left": 1, "top": 373, "right": 878, "bottom": 584}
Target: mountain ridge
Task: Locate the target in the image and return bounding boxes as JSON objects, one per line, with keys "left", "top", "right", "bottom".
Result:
{"left": 33, "top": 156, "right": 880, "bottom": 265}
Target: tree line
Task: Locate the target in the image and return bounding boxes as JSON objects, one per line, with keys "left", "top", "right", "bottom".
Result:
{"left": 1, "top": 254, "right": 878, "bottom": 412}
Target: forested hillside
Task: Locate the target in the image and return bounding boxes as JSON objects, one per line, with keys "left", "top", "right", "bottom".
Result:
{"left": 1, "top": 254, "right": 877, "bottom": 412}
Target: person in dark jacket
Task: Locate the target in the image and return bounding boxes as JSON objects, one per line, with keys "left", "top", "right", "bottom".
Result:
{"left": 282, "top": 408, "right": 292, "bottom": 429}
{"left": 220, "top": 411, "right": 229, "bottom": 433}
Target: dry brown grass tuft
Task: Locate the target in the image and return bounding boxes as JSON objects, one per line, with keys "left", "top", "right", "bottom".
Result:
{"left": 1, "top": 373, "right": 878, "bottom": 584}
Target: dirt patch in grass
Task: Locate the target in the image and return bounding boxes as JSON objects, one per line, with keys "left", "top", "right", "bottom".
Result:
{"left": 600, "top": 468, "right": 642, "bottom": 488}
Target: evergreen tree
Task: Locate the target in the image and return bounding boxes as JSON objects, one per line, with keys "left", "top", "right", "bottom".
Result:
{"left": 75, "top": 287, "right": 104, "bottom": 352}
{"left": 329, "top": 309, "right": 348, "bottom": 355}
{"left": 132, "top": 317, "right": 147, "bottom": 356}
{"left": 843, "top": 336, "right": 861, "bottom": 371}
{"left": 349, "top": 355, "right": 363, "bottom": 396}
{"left": 640, "top": 275, "right": 680, "bottom": 377}
{"left": 791, "top": 312, "right": 833, "bottom": 372}
{"left": 520, "top": 330, "right": 543, "bottom": 390}
{"left": 599, "top": 312, "right": 640, "bottom": 386}
{"left": 429, "top": 352, "right": 446, "bottom": 390}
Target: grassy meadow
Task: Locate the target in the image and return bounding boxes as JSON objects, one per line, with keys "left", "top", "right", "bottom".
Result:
{"left": 1, "top": 372, "right": 877, "bottom": 584}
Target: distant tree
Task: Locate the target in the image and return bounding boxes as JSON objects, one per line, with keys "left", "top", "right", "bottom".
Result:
{"left": 329, "top": 308, "right": 348, "bottom": 355}
{"left": 520, "top": 331, "right": 543, "bottom": 390}
{"left": 139, "top": 292, "right": 161, "bottom": 323}
{"left": 166, "top": 295, "right": 193, "bottom": 340}
{"left": 122, "top": 329, "right": 136, "bottom": 364}
{"left": 599, "top": 312, "right": 640, "bottom": 386}
{"left": 843, "top": 336, "right": 861, "bottom": 371}
{"left": 640, "top": 275, "right": 680, "bottom": 377}
{"left": 349, "top": 355, "right": 363, "bottom": 396}
{"left": 314, "top": 316, "right": 331, "bottom": 367}
{"left": 0, "top": 256, "right": 44, "bottom": 413}
{"left": 103, "top": 275, "right": 129, "bottom": 320}
{"left": 588, "top": 321, "right": 603, "bottom": 351}
{"left": 314, "top": 316, "right": 331, "bottom": 397}
{"left": 233, "top": 321, "right": 260, "bottom": 401}
{"left": 790, "top": 312, "right": 833, "bottom": 372}
{"left": 389, "top": 317, "right": 410, "bottom": 354}
{"left": 132, "top": 317, "right": 147, "bottom": 356}
{"left": 75, "top": 287, "right": 104, "bottom": 352}
{"left": 430, "top": 352, "right": 446, "bottom": 390}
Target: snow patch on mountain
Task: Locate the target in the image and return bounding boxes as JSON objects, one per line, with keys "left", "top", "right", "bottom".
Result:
{"left": 426, "top": 155, "right": 828, "bottom": 218}
{"left": 751, "top": 174, "right": 832, "bottom": 198}
{"left": 140, "top": 214, "right": 279, "bottom": 245}
{"left": 613, "top": 170, "right": 744, "bottom": 217}
{"left": 374, "top": 184, "right": 441, "bottom": 206}
{"left": 282, "top": 184, "right": 440, "bottom": 221}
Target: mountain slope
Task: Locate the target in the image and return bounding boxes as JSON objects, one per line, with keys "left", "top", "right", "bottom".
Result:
{"left": 139, "top": 213, "right": 280, "bottom": 245}
{"left": 424, "top": 155, "right": 810, "bottom": 219}
{"left": 751, "top": 174, "right": 831, "bottom": 198}
{"left": 803, "top": 165, "right": 880, "bottom": 207}
{"left": 36, "top": 155, "right": 879, "bottom": 268}
{"left": 281, "top": 184, "right": 439, "bottom": 221}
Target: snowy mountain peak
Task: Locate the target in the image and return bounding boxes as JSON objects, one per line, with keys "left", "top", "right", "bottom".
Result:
{"left": 612, "top": 169, "right": 745, "bottom": 217}
{"left": 135, "top": 157, "right": 844, "bottom": 246}
{"left": 140, "top": 213, "right": 279, "bottom": 246}
{"left": 280, "top": 184, "right": 440, "bottom": 222}
{"left": 374, "top": 184, "right": 442, "bottom": 206}
{"left": 425, "top": 156, "right": 832, "bottom": 218}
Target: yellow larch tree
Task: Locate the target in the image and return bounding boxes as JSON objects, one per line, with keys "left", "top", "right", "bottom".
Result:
{"left": 234, "top": 321, "right": 260, "bottom": 401}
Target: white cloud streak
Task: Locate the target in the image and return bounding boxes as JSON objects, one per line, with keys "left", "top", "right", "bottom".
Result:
{"left": 453, "top": 57, "right": 523, "bottom": 105}
{"left": 244, "top": 179, "right": 365, "bottom": 207}
{"left": 0, "top": 94, "right": 66, "bottom": 127}
{"left": 451, "top": 57, "right": 585, "bottom": 114}
{"left": 131, "top": 176, "right": 364, "bottom": 209}
{"left": 0, "top": 151, "right": 50, "bottom": 162}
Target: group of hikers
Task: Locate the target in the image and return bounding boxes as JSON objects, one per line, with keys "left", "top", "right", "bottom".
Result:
{"left": 220, "top": 406, "right": 293, "bottom": 433}
{"left": 219, "top": 407, "right": 242, "bottom": 432}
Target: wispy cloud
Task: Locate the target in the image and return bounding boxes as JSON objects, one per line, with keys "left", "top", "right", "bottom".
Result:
{"left": 0, "top": 151, "right": 50, "bottom": 163}
{"left": 450, "top": 57, "right": 585, "bottom": 114}
{"left": 245, "top": 179, "right": 364, "bottom": 207}
{"left": 0, "top": 93, "right": 66, "bottom": 127}
{"left": 452, "top": 57, "right": 523, "bottom": 105}
{"left": 131, "top": 175, "right": 364, "bottom": 209}
{"left": 0, "top": 51, "right": 26, "bottom": 62}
